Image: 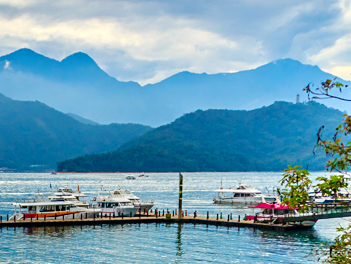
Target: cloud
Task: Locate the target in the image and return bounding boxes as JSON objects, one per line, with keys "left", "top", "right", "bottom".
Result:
{"left": 0, "top": 0, "right": 349, "bottom": 84}
{"left": 4, "top": 60, "right": 11, "bottom": 70}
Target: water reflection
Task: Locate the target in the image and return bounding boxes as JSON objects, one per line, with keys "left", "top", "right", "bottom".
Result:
{"left": 176, "top": 223, "right": 183, "bottom": 263}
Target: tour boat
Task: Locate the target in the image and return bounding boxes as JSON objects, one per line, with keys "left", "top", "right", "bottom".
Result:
{"left": 93, "top": 191, "right": 138, "bottom": 217}
{"left": 111, "top": 188, "right": 154, "bottom": 212}
{"left": 10, "top": 198, "right": 100, "bottom": 221}
{"left": 55, "top": 186, "right": 87, "bottom": 199}
{"left": 213, "top": 182, "right": 278, "bottom": 205}
{"left": 48, "top": 194, "right": 90, "bottom": 208}
{"left": 246, "top": 203, "right": 318, "bottom": 227}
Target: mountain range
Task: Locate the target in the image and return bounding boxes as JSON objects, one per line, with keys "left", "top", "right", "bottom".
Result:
{"left": 58, "top": 101, "right": 343, "bottom": 172}
{"left": 0, "top": 93, "right": 152, "bottom": 171}
{"left": 1, "top": 48, "right": 350, "bottom": 127}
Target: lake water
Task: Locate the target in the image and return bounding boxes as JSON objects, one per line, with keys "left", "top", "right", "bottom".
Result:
{"left": 0, "top": 172, "right": 347, "bottom": 263}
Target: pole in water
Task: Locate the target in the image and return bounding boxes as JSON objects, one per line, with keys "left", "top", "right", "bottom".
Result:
{"left": 179, "top": 172, "right": 183, "bottom": 219}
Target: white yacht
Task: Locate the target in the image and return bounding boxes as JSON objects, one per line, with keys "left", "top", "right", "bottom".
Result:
{"left": 10, "top": 197, "right": 100, "bottom": 221}
{"left": 112, "top": 188, "right": 154, "bottom": 212}
{"left": 213, "top": 183, "right": 278, "bottom": 205}
{"left": 93, "top": 191, "right": 138, "bottom": 217}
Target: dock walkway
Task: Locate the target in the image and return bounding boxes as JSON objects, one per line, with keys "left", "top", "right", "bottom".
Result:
{"left": 0, "top": 213, "right": 313, "bottom": 231}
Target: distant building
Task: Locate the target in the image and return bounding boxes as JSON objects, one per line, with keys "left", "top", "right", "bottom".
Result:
{"left": 296, "top": 94, "right": 300, "bottom": 104}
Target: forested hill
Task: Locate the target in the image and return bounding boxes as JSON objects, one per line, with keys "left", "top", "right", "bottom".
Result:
{"left": 58, "top": 101, "right": 344, "bottom": 172}
{"left": 0, "top": 94, "right": 152, "bottom": 171}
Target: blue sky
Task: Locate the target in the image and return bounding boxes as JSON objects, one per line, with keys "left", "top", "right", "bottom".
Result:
{"left": 0, "top": 0, "right": 349, "bottom": 85}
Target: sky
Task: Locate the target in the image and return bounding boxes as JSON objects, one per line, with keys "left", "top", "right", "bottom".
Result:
{"left": 0, "top": 0, "right": 350, "bottom": 85}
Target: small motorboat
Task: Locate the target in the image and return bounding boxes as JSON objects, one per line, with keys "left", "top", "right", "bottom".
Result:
{"left": 126, "top": 174, "right": 136, "bottom": 180}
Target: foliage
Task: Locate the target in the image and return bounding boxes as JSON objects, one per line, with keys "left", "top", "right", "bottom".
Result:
{"left": 304, "top": 77, "right": 351, "bottom": 263}
{"left": 314, "top": 175, "right": 347, "bottom": 199}
{"left": 277, "top": 165, "right": 312, "bottom": 212}
{"left": 327, "top": 224, "right": 351, "bottom": 263}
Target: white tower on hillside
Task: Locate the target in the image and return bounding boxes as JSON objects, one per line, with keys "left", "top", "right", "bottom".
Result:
{"left": 296, "top": 94, "right": 300, "bottom": 104}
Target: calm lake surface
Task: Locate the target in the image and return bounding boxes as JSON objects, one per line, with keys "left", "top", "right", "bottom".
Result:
{"left": 0, "top": 172, "right": 348, "bottom": 263}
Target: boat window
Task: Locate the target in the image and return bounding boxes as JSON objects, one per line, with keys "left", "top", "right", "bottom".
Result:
{"left": 234, "top": 193, "right": 240, "bottom": 197}
{"left": 40, "top": 206, "right": 56, "bottom": 212}
{"left": 262, "top": 209, "right": 272, "bottom": 214}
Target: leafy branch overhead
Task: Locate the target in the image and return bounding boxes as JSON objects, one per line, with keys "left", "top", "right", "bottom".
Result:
{"left": 304, "top": 78, "right": 350, "bottom": 102}
{"left": 301, "top": 77, "right": 351, "bottom": 263}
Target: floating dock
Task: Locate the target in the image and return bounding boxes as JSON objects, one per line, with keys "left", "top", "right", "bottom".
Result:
{"left": 0, "top": 212, "right": 314, "bottom": 231}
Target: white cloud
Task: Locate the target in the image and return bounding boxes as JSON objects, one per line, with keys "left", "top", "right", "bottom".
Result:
{"left": 0, "top": 0, "right": 348, "bottom": 84}
{"left": 3, "top": 60, "right": 10, "bottom": 70}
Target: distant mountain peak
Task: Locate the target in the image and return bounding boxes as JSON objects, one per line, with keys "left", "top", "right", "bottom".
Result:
{"left": 61, "top": 52, "right": 98, "bottom": 67}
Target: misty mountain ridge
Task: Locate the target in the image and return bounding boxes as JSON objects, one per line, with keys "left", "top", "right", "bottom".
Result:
{"left": 0, "top": 93, "right": 152, "bottom": 171}
{"left": 0, "top": 48, "right": 350, "bottom": 126}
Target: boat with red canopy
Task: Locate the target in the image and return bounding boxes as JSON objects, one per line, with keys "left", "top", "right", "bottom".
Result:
{"left": 245, "top": 202, "right": 318, "bottom": 227}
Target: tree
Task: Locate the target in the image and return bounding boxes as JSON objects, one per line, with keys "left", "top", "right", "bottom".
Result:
{"left": 304, "top": 78, "right": 351, "bottom": 263}
{"left": 277, "top": 165, "right": 312, "bottom": 212}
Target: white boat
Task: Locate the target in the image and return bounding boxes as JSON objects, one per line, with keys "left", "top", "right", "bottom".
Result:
{"left": 93, "top": 191, "right": 138, "bottom": 217}
{"left": 54, "top": 186, "right": 87, "bottom": 199}
{"left": 10, "top": 198, "right": 100, "bottom": 221}
{"left": 112, "top": 188, "right": 154, "bottom": 212}
{"left": 213, "top": 182, "right": 278, "bottom": 205}
{"left": 309, "top": 175, "right": 351, "bottom": 204}
{"left": 47, "top": 194, "right": 90, "bottom": 208}
{"left": 126, "top": 174, "right": 136, "bottom": 180}
{"left": 246, "top": 203, "right": 318, "bottom": 227}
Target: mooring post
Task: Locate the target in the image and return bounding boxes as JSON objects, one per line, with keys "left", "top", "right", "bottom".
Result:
{"left": 63, "top": 215, "right": 64, "bottom": 221}
{"left": 73, "top": 214, "right": 74, "bottom": 220}
{"left": 130, "top": 211, "right": 132, "bottom": 218}
{"left": 217, "top": 214, "right": 218, "bottom": 220}
{"left": 122, "top": 213, "right": 124, "bottom": 219}
{"left": 81, "top": 214, "right": 83, "bottom": 221}
{"left": 185, "top": 210, "right": 187, "bottom": 216}
{"left": 163, "top": 210, "right": 164, "bottom": 216}
{"left": 1, "top": 216, "right": 2, "bottom": 223}
{"left": 220, "top": 212, "right": 222, "bottom": 219}
{"left": 44, "top": 215, "right": 46, "bottom": 222}
{"left": 238, "top": 215, "right": 240, "bottom": 222}
{"left": 207, "top": 212, "right": 209, "bottom": 220}
{"left": 94, "top": 214, "right": 96, "bottom": 221}
{"left": 173, "top": 210, "right": 174, "bottom": 217}
{"left": 147, "top": 211, "right": 149, "bottom": 217}
{"left": 31, "top": 215, "right": 32, "bottom": 222}
{"left": 55, "top": 214, "right": 57, "bottom": 220}
{"left": 175, "top": 209, "right": 177, "bottom": 216}
{"left": 159, "top": 211, "right": 161, "bottom": 217}
{"left": 110, "top": 213, "right": 111, "bottom": 220}
{"left": 227, "top": 215, "right": 230, "bottom": 221}
{"left": 179, "top": 172, "right": 183, "bottom": 219}
{"left": 23, "top": 214, "right": 25, "bottom": 220}
{"left": 36, "top": 214, "right": 38, "bottom": 221}
{"left": 14, "top": 215, "right": 16, "bottom": 222}
{"left": 7, "top": 214, "right": 8, "bottom": 221}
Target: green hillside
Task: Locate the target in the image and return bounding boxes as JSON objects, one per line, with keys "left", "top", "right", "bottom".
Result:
{"left": 0, "top": 94, "right": 152, "bottom": 171}
{"left": 57, "top": 101, "right": 343, "bottom": 172}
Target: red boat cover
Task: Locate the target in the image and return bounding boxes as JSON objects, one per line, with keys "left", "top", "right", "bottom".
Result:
{"left": 248, "top": 203, "right": 296, "bottom": 209}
